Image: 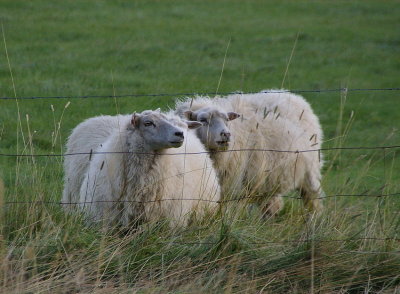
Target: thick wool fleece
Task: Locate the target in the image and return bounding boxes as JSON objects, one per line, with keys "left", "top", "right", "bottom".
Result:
{"left": 64, "top": 114, "right": 220, "bottom": 227}
{"left": 175, "top": 91, "right": 324, "bottom": 213}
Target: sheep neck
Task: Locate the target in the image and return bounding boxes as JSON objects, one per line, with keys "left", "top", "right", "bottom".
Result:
{"left": 123, "top": 135, "right": 160, "bottom": 185}
{"left": 121, "top": 133, "right": 167, "bottom": 199}
{"left": 117, "top": 134, "right": 165, "bottom": 223}
{"left": 207, "top": 150, "right": 226, "bottom": 180}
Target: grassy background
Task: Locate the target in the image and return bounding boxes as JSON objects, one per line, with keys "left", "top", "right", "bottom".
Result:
{"left": 1, "top": 0, "right": 399, "bottom": 293}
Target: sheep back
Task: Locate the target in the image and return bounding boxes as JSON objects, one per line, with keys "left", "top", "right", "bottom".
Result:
{"left": 62, "top": 115, "right": 128, "bottom": 205}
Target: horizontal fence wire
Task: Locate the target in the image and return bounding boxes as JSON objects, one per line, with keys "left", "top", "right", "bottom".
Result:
{"left": 4, "top": 192, "right": 400, "bottom": 206}
{"left": 1, "top": 144, "right": 400, "bottom": 157}
{"left": 6, "top": 237, "right": 400, "bottom": 249}
{"left": 1, "top": 87, "right": 400, "bottom": 100}
{"left": 166, "top": 238, "right": 400, "bottom": 246}
{"left": 163, "top": 238, "right": 400, "bottom": 248}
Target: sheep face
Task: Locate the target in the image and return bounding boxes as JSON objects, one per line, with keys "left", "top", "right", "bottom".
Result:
{"left": 184, "top": 108, "right": 240, "bottom": 151}
{"left": 128, "top": 110, "right": 201, "bottom": 151}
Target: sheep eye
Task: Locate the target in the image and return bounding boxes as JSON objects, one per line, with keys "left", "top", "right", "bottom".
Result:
{"left": 199, "top": 118, "right": 208, "bottom": 123}
{"left": 144, "top": 121, "right": 154, "bottom": 127}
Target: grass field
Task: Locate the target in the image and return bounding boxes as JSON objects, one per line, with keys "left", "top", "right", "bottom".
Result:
{"left": 1, "top": 0, "right": 399, "bottom": 293}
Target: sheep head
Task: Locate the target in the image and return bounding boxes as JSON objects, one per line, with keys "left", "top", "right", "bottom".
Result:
{"left": 128, "top": 110, "right": 202, "bottom": 151}
{"left": 184, "top": 107, "right": 240, "bottom": 151}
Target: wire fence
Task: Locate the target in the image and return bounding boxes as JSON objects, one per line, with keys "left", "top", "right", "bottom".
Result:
{"left": 1, "top": 87, "right": 399, "bottom": 100}
{"left": 4, "top": 191, "right": 400, "bottom": 207}
{"left": 2, "top": 87, "right": 399, "bottom": 222}
{"left": 1, "top": 144, "right": 399, "bottom": 158}
{"left": 5, "top": 237, "right": 400, "bottom": 250}
{"left": 2, "top": 147, "right": 398, "bottom": 205}
{"left": 3, "top": 195, "right": 400, "bottom": 208}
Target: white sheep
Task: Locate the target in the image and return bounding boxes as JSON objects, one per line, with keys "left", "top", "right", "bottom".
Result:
{"left": 63, "top": 110, "right": 221, "bottom": 227}
{"left": 175, "top": 90, "right": 324, "bottom": 215}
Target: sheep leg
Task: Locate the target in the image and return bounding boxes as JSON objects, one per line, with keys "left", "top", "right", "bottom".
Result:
{"left": 260, "top": 195, "right": 284, "bottom": 217}
{"left": 300, "top": 171, "right": 324, "bottom": 212}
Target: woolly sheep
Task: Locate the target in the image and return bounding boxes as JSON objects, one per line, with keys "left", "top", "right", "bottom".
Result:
{"left": 63, "top": 110, "right": 221, "bottom": 227}
{"left": 175, "top": 91, "right": 324, "bottom": 215}
{"left": 63, "top": 111, "right": 200, "bottom": 204}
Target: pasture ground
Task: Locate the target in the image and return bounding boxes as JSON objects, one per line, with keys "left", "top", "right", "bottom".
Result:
{"left": 1, "top": 1, "right": 399, "bottom": 293}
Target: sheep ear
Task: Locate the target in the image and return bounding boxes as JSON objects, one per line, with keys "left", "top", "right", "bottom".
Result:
{"left": 227, "top": 112, "right": 240, "bottom": 121}
{"left": 186, "top": 121, "right": 203, "bottom": 129}
{"left": 131, "top": 113, "right": 141, "bottom": 128}
{"left": 184, "top": 110, "right": 197, "bottom": 121}
{"left": 183, "top": 110, "right": 193, "bottom": 120}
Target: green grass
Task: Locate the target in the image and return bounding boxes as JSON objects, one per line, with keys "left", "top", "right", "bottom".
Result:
{"left": 1, "top": 0, "right": 399, "bottom": 292}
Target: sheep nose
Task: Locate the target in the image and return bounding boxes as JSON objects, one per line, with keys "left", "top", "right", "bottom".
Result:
{"left": 221, "top": 131, "right": 231, "bottom": 140}
{"left": 175, "top": 131, "right": 184, "bottom": 139}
